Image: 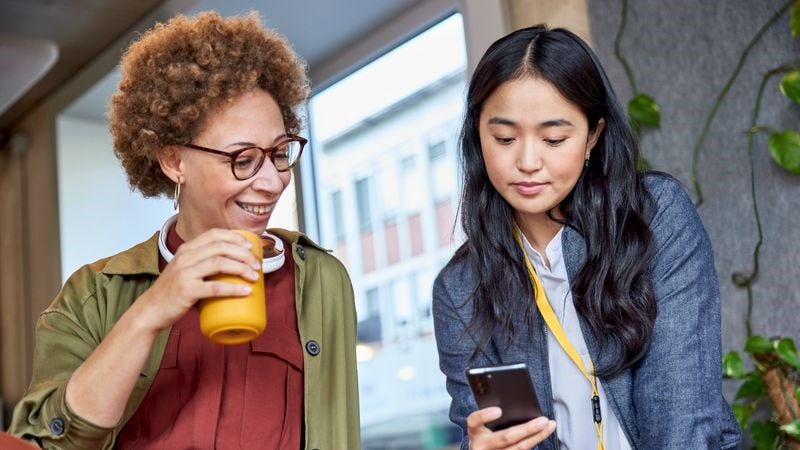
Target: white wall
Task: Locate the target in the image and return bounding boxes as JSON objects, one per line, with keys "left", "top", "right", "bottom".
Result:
{"left": 56, "top": 115, "right": 300, "bottom": 282}
{"left": 56, "top": 115, "right": 173, "bottom": 282}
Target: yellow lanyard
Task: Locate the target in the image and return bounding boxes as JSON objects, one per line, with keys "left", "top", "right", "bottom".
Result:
{"left": 513, "top": 228, "right": 605, "bottom": 450}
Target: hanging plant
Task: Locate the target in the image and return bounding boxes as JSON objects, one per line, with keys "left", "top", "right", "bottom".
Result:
{"left": 613, "top": 0, "right": 659, "bottom": 170}
{"left": 614, "top": 0, "right": 800, "bottom": 448}
{"left": 768, "top": 71, "right": 800, "bottom": 174}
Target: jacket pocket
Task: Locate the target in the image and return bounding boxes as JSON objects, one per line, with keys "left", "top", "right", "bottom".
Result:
{"left": 240, "top": 322, "right": 304, "bottom": 449}
{"left": 249, "top": 322, "right": 303, "bottom": 370}
{"left": 160, "top": 329, "right": 180, "bottom": 368}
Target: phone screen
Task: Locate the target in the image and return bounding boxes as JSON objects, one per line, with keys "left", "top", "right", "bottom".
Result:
{"left": 466, "top": 363, "right": 543, "bottom": 431}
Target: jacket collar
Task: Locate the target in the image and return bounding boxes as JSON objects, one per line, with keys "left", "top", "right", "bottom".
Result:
{"left": 101, "top": 232, "right": 161, "bottom": 276}
{"left": 267, "top": 228, "right": 330, "bottom": 254}
{"left": 561, "top": 226, "right": 609, "bottom": 366}
{"left": 561, "top": 225, "right": 637, "bottom": 446}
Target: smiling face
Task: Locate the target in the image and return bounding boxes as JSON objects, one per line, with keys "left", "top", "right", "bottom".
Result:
{"left": 161, "top": 89, "right": 292, "bottom": 240}
{"left": 479, "top": 76, "right": 603, "bottom": 230}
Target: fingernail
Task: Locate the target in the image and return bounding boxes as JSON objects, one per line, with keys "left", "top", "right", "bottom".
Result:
{"left": 240, "top": 285, "right": 252, "bottom": 294}
{"left": 533, "top": 416, "right": 548, "bottom": 426}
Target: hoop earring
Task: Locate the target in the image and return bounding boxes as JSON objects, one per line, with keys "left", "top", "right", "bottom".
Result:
{"left": 173, "top": 178, "right": 182, "bottom": 210}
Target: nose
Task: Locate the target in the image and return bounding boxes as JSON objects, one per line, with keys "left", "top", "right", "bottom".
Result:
{"left": 516, "top": 139, "right": 543, "bottom": 173}
{"left": 249, "top": 157, "right": 288, "bottom": 194}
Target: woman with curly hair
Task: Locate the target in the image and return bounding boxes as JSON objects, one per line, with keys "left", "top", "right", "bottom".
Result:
{"left": 433, "top": 25, "right": 740, "bottom": 449}
{"left": 10, "top": 12, "right": 359, "bottom": 450}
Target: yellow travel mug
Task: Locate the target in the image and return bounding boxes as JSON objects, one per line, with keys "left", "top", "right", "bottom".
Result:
{"left": 199, "top": 230, "right": 266, "bottom": 344}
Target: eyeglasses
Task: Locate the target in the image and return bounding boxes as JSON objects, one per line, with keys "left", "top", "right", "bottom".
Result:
{"left": 182, "top": 135, "right": 307, "bottom": 180}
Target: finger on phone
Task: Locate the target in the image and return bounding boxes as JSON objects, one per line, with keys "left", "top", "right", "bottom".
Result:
{"left": 499, "top": 418, "right": 556, "bottom": 449}
{"left": 467, "top": 406, "right": 502, "bottom": 431}
{"left": 492, "top": 417, "right": 555, "bottom": 448}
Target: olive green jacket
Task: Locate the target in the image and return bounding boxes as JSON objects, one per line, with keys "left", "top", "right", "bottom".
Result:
{"left": 10, "top": 229, "right": 360, "bottom": 450}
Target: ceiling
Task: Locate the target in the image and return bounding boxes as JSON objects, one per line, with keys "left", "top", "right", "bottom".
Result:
{"left": 0, "top": 0, "right": 425, "bottom": 127}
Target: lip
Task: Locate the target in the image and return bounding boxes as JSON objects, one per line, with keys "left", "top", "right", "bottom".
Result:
{"left": 512, "top": 181, "right": 547, "bottom": 196}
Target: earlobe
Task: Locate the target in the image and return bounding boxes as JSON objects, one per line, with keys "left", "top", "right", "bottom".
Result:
{"left": 158, "top": 145, "right": 184, "bottom": 184}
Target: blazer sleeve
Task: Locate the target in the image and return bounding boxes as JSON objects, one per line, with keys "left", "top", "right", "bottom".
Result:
{"left": 432, "top": 264, "right": 482, "bottom": 450}
{"left": 633, "top": 177, "right": 731, "bottom": 449}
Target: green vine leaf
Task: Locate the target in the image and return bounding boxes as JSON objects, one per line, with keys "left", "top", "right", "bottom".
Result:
{"left": 735, "top": 373, "right": 766, "bottom": 399}
{"left": 781, "top": 419, "right": 800, "bottom": 439}
{"left": 796, "top": 386, "right": 800, "bottom": 404}
{"left": 774, "top": 337, "right": 799, "bottom": 369}
{"left": 723, "top": 351, "right": 745, "bottom": 378}
{"left": 636, "top": 155, "right": 653, "bottom": 171}
{"left": 745, "top": 335, "right": 774, "bottom": 354}
{"left": 628, "top": 94, "right": 661, "bottom": 128}
{"left": 768, "top": 131, "right": 800, "bottom": 174}
{"left": 792, "top": 0, "right": 800, "bottom": 36}
{"left": 732, "top": 403, "right": 754, "bottom": 429}
{"left": 750, "top": 421, "right": 779, "bottom": 450}
{"left": 780, "top": 70, "right": 800, "bottom": 103}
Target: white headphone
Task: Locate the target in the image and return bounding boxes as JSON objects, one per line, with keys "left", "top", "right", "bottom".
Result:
{"left": 157, "top": 214, "right": 285, "bottom": 274}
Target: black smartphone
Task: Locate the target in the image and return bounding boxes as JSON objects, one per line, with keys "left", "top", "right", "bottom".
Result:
{"left": 466, "top": 362, "right": 543, "bottom": 431}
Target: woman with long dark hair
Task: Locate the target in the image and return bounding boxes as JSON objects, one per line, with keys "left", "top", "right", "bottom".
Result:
{"left": 433, "top": 25, "right": 740, "bottom": 449}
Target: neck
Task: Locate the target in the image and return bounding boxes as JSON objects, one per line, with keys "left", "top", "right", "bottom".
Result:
{"left": 174, "top": 213, "right": 203, "bottom": 243}
{"left": 514, "top": 211, "right": 563, "bottom": 257}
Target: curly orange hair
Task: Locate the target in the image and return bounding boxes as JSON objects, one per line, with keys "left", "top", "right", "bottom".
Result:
{"left": 108, "top": 11, "right": 309, "bottom": 197}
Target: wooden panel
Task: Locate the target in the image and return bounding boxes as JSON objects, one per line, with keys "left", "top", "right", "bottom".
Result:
{"left": 0, "top": 104, "right": 62, "bottom": 427}
{"left": 0, "top": 138, "right": 30, "bottom": 427}
{"left": 506, "top": 0, "right": 592, "bottom": 43}
{"left": 19, "top": 106, "right": 62, "bottom": 324}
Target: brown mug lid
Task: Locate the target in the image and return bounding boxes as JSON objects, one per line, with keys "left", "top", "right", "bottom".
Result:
{"left": 261, "top": 235, "right": 283, "bottom": 258}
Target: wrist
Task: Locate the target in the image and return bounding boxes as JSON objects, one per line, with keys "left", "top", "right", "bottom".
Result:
{"left": 121, "top": 296, "right": 162, "bottom": 340}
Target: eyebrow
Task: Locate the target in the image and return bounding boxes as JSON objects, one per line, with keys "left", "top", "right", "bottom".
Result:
{"left": 224, "top": 133, "right": 290, "bottom": 149}
{"left": 486, "top": 116, "right": 574, "bottom": 129}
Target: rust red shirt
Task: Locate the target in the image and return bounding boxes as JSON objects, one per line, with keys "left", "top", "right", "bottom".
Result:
{"left": 117, "top": 226, "right": 303, "bottom": 449}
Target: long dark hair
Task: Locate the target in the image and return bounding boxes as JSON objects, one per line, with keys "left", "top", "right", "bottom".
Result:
{"left": 457, "top": 25, "right": 656, "bottom": 377}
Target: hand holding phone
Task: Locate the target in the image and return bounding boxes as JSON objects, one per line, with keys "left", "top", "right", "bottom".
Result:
{"left": 466, "top": 362, "right": 543, "bottom": 431}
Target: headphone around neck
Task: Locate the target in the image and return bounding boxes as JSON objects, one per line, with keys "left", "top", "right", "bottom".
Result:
{"left": 157, "top": 214, "right": 285, "bottom": 274}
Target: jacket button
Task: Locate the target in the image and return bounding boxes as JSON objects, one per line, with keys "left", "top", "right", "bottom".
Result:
{"left": 296, "top": 244, "right": 306, "bottom": 260}
{"left": 49, "top": 417, "right": 65, "bottom": 436}
{"left": 306, "top": 340, "right": 320, "bottom": 356}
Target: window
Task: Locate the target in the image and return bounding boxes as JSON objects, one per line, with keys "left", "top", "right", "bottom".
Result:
{"left": 332, "top": 190, "right": 346, "bottom": 242}
{"left": 357, "top": 287, "right": 382, "bottom": 344}
{"left": 307, "top": 12, "right": 466, "bottom": 449}
{"left": 355, "top": 177, "right": 373, "bottom": 232}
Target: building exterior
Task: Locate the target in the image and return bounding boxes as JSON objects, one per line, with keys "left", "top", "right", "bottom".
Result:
{"left": 308, "top": 14, "right": 466, "bottom": 448}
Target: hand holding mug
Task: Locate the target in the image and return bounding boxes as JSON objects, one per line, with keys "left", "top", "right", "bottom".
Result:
{"left": 133, "top": 228, "right": 261, "bottom": 334}
{"left": 199, "top": 230, "right": 267, "bottom": 344}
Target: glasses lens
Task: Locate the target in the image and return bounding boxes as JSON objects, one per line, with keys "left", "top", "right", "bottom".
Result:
{"left": 233, "top": 147, "right": 264, "bottom": 179}
{"left": 273, "top": 140, "right": 302, "bottom": 171}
